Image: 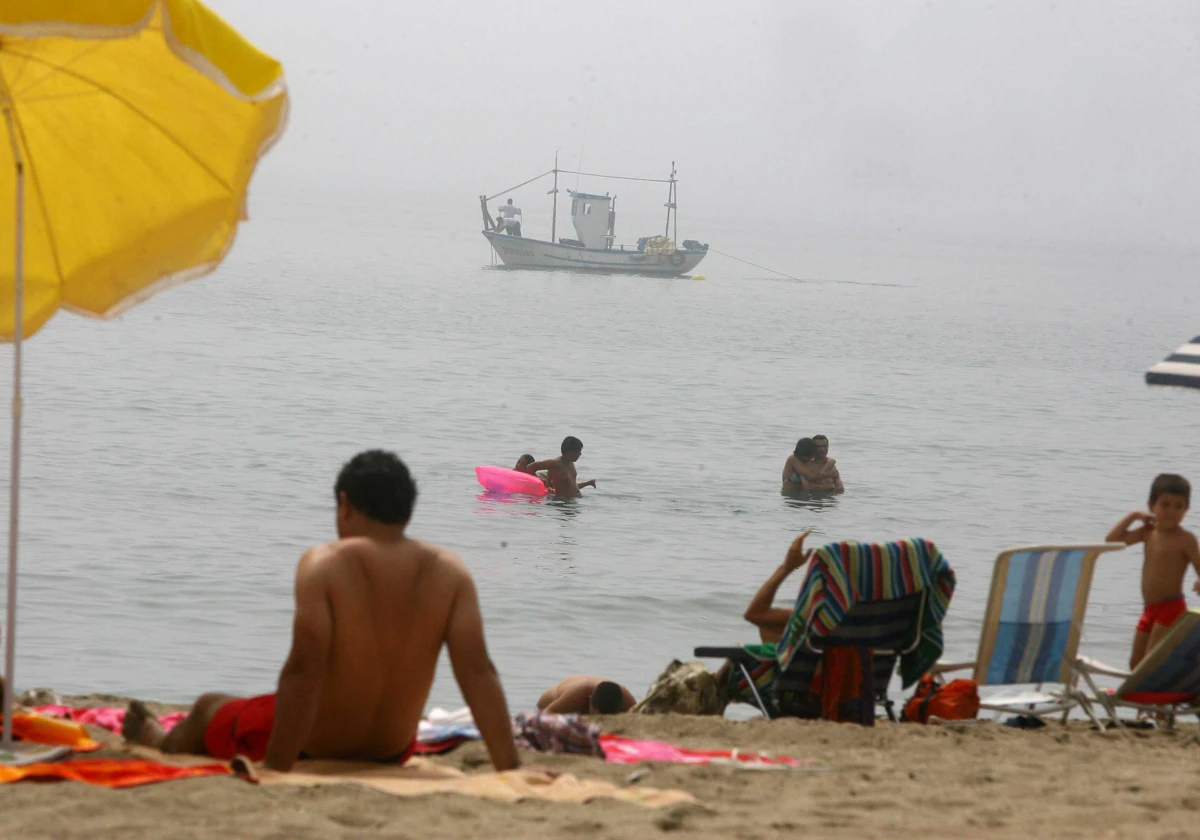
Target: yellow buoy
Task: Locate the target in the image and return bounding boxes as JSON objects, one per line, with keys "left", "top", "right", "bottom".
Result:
{"left": 692, "top": 274, "right": 706, "bottom": 281}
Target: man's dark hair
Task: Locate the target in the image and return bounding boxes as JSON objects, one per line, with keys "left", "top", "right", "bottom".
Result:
{"left": 334, "top": 450, "right": 417, "bottom": 524}
{"left": 1150, "top": 474, "right": 1190, "bottom": 506}
{"left": 794, "top": 438, "right": 816, "bottom": 458}
{"left": 590, "top": 681, "right": 624, "bottom": 714}
{"left": 813, "top": 434, "right": 829, "bottom": 443}
{"left": 519, "top": 453, "right": 534, "bottom": 463}
{"left": 561, "top": 436, "right": 583, "bottom": 454}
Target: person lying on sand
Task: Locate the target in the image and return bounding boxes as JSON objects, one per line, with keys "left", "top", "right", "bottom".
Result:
{"left": 521, "top": 436, "right": 596, "bottom": 499}
{"left": 743, "top": 530, "right": 814, "bottom": 643}
{"left": 537, "top": 676, "right": 636, "bottom": 714}
{"left": 124, "top": 450, "right": 520, "bottom": 773}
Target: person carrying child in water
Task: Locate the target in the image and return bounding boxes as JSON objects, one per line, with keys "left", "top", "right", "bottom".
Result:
{"left": 1106, "top": 473, "right": 1200, "bottom": 669}
{"left": 521, "top": 437, "right": 596, "bottom": 499}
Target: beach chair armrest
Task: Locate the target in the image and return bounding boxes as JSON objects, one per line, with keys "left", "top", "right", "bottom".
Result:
{"left": 1074, "top": 655, "right": 1130, "bottom": 680}
{"left": 930, "top": 660, "right": 976, "bottom": 676}
{"left": 694, "top": 646, "right": 759, "bottom": 664}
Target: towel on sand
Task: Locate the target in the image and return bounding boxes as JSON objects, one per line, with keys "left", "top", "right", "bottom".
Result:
{"left": 2, "top": 745, "right": 694, "bottom": 807}
{"left": 0, "top": 758, "right": 230, "bottom": 787}
{"left": 2, "top": 714, "right": 100, "bottom": 751}
{"left": 32, "top": 704, "right": 185, "bottom": 734}
{"left": 235, "top": 755, "right": 694, "bottom": 807}
{"left": 599, "top": 734, "right": 814, "bottom": 769}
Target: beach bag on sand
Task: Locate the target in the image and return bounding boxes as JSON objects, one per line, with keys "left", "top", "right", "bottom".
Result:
{"left": 902, "top": 674, "right": 979, "bottom": 723}
{"left": 633, "top": 660, "right": 725, "bottom": 716}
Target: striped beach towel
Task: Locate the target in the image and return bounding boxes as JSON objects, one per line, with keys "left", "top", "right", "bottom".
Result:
{"left": 1146, "top": 335, "right": 1200, "bottom": 389}
{"left": 777, "top": 539, "right": 955, "bottom": 686}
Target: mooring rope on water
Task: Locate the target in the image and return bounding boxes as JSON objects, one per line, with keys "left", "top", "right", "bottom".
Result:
{"left": 707, "top": 247, "right": 902, "bottom": 288}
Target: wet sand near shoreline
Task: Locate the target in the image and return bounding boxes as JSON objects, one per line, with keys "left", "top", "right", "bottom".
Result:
{"left": 5, "top": 696, "right": 1200, "bottom": 839}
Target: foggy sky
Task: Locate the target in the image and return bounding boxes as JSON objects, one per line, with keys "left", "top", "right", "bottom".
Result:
{"left": 210, "top": 0, "right": 1200, "bottom": 248}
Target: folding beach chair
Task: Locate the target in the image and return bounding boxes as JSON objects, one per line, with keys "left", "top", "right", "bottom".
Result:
{"left": 698, "top": 601, "right": 920, "bottom": 721}
{"left": 697, "top": 538, "right": 955, "bottom": 723}
{"left": 1076, "top": 610, "right": 1200, "bottom": 730}
{"left": 932, "top": 543, "right": 1124, "bottom": 725}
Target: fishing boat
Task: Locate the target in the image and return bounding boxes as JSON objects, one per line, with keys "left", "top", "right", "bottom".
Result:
{"left": 479, "top": 160, "right": 709, "bottom": 275}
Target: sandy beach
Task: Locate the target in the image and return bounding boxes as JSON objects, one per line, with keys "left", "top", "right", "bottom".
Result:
{"left": 3, "top": 696, "right": 1200, "bottom": 840}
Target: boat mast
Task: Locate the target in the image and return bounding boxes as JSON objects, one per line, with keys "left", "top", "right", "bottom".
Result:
{"left": 663, "top": 161, "right": 677, "bottom": 241}
{"left": 550, "top": 152, "right": 559, "bottom": 243}
{"left": 672, "top": 164, "right": 678, "bottom": 246}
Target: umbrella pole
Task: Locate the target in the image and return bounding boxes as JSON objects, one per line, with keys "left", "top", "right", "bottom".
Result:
{"left": 1, "top": 104, "right": 22, "bottom": 748}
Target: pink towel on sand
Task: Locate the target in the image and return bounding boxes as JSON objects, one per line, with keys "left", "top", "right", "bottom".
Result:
{"left": 598, "top": 734, "right": 812, "bottom": 768}
{"left": 32, "top": 705, "right": 186, "bottom": 734}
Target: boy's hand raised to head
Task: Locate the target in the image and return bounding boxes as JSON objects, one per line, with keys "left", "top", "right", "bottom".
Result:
{"left": 784, "top": 530, "right": 814, "bottom": 572}
{"left": 1132, "top": 511, "right": 1157, "bottom": 529}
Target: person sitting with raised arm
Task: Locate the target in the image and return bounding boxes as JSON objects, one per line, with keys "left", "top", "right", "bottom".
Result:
{"left": 742, "top": 531, "right": 813, "bottom": 643}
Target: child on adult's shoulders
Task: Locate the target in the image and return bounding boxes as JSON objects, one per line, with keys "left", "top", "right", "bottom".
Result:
{"left": 1106, "top": 473, "right": 1200, "bottom": 669}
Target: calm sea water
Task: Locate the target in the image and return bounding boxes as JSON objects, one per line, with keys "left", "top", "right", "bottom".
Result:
{"left": 3, "top": 196, "right": 1197, "bottom": 709}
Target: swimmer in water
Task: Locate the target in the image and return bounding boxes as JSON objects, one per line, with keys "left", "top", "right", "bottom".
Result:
{"left": 782, "top": 438, "right": 841, "bottom": 494}
{"left": 522, "top": 436, "right": 596, "bottom": 499}
{"left": 514, "top": 454, "right": 551, "bottom": 490}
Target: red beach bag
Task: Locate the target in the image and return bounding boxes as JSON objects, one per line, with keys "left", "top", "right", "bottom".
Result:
{"left": 902, "top": 675, "right": 980, "bottom": 723}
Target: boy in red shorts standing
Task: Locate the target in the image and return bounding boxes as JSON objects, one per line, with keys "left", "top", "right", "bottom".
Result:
{"left": 1107, "top": 474, "right": 1200, "bottom": 668}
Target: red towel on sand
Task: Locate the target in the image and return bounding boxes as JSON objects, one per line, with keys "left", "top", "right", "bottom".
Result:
{"left": 0, "top": 758, "right": 230, "bottom": 787}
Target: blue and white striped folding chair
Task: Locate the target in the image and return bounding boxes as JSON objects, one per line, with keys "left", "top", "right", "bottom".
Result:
{"left": 1146, "top": 336, "right": 1200, "bottom": 389}
{"left": 934, "top": 543, "right": 1125, "bottom": 723}
{"left": 1077, "top": 611, "right": 1200, "bottom": 730}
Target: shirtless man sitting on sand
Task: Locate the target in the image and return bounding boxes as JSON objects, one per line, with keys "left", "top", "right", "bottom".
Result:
{"left": 537, "top": 676, "right": 636, "bottom": 714}
{"left": 123, "top": 450, "right": 519, "bottom": 773}
{"left": 521, "top": 436, "right": 596, "bottom": 499}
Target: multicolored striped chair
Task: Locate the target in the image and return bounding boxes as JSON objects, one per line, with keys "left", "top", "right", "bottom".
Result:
{"left": 933, "top": 543, "right": 1124, "bottom": 723}
{"left": 697, "top": 538, "right": 956, "bottom": 722}
{"left": 1077, "top": 610, "right": 1200, "bottom": 729}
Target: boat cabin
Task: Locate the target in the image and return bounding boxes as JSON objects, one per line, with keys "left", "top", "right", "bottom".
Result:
{"left": 567, "top": 190, "right": 615, "bottom": 249}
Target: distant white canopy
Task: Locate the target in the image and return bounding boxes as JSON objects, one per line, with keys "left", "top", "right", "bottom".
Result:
{"left": 1146, "top": 336, "right": 1200, "bottom": 389}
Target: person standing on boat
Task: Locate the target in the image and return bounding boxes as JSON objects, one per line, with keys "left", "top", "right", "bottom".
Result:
{"left": 497, "top": 198, "right": 522, "bottom": 236}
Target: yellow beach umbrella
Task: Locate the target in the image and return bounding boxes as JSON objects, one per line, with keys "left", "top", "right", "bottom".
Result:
{"left": 0, "top": 0, "right": 288, "bottom": 746}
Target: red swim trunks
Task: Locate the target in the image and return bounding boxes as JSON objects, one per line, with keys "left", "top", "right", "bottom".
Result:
{"left": 1135, "top": 595, "right": 1187, "bottom": 634}
{"left": 204, "top": 694, "right": 277, "bottom": 761}
{"left": 203, "top": 694, "right": 416, "bottom": 765}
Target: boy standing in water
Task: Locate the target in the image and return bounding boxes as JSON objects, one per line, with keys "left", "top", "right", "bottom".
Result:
{"left": 522, "top": 436, "right": 596, "bottom": 499}
{"left": 1106, "top": 474, "right": 1200, "bottom": 668}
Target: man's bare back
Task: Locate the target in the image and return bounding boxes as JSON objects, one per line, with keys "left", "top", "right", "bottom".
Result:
{"left": 124, "top": 450, "right": 519, "bottom": 773}
{"left": 280, "top": 536, "right": 474, "bottom": 760}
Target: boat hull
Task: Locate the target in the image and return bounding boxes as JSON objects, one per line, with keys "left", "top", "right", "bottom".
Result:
{"left": 483, "top": 231, "right": 706, "bottom": 275}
